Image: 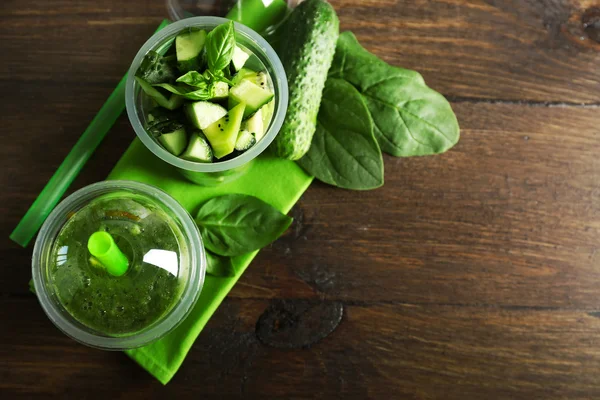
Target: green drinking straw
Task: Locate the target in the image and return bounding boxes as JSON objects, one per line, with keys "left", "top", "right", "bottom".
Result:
{"left": 88, "top": 231, "right": 129, "bottom": 277}
{"left": 9, "top": 20, "right": 171, "bottom": 248}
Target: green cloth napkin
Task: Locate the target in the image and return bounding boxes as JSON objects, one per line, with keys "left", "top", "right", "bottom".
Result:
{"left": 107, "top": 138, "right": 313, "bottom": 384}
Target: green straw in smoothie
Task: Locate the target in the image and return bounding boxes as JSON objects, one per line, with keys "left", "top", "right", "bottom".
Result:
{"left": 88, "top": 231, "right": 129, "bottom": 277}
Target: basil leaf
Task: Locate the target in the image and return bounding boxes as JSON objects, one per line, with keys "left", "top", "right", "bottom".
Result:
{"left": 152, "top": 83, "right": 214, "bottom": 100}
{"left": 195, "top": 194, "right": 293, "bottom": 257}
{"left": 208, "top": 69, "right": 235, "bottom": 86}
{"left": 298, "top": 78, "right": 384, "bottom": 190}
{"left": 205, "top": 251, "right": 235, "bottom": 277}
{"left": 205, "top": 21, "right": 236, "bottom": 73}
{"left": 136, "top": 51, "right": 178, "bottom": 84}
{"left": 176, "top": 71, "right": 211, "bottom": 87}
{"left": 329, "top": 32, "right": 460, "bottom": 157}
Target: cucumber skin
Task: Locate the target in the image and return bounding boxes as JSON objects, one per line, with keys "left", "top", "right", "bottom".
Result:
{"left": 272, "top": 0, "right": 339, "bottom": 160}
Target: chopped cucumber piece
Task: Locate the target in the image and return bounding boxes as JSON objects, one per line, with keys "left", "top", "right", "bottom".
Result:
{"left": 185, "top": 101, "right": 227, "bottom": 130}
{"left": 252, "top": 72, "right": 268, "bottom": 88}
{"left": 235, "top": 130, "right": 256, "bottom": 151}
{"left": 180, "top": 132, "right": 213, "bottom": 163}
{"left": 241, "top": 108, "right": 265, "bottom": 141}
{"left": 136, "top": 51, "right": 178, "bottom": 84}
{"left": 211, "top": 81, "right": 229, "bottom": 100}
{"left": 261, "top": 100, "right": 275, "bottom": 131}
{"left": 158, "top": 127, "right": 187, "bottom": 156}
{"left": 231, "top": 68, "right": 256, "bottom": 86}
{"left": 136, "top": 76, "right": 184, "bottom": 110}
{"left": 229, "top": 79, "right": 274, "bottom": 118}
{"left": 231, "top": 46, "right": 250, "bottom": 71}
{"left": 146, "top": 107, "right": 182, "bottom": 128}
{"left": 203, "top": 103, "right": 246, "bottom": 159}
{"left": 231, "top": 69, "right": 269, "bottom": 88}
{"left": 176, "top": 28, "right": 207, "bottom": 73}
{"left": 149, "top": 120, "right": 184, "bottom": 135}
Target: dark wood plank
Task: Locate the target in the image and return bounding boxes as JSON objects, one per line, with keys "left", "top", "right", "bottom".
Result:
{"left": 328, "top": 0, "right": 600, "bottom": 103}
{"left": 3, "top": 297, "right": 600, "bottom": 399}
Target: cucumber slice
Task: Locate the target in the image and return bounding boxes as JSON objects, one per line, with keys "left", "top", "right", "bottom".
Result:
{"left": 146, "top": 107, "right": 182, "bottom": 128}
{"left": 253, "top": 72, "right": 268, "bottom": 89}
{"left": 180, "top": 132, "right": 213, "bottom": 163}
{"left": 185, "top": 101, "right": 227, "bottom": 130}
{"left": 149, "top": 120, "right": 184, "bottom": 133}
{"left": 261, "top": 100, "right": 275, "bottom": 131}
{"left": 136, "top": 76, "right": 184, "bottom": 110}
{"left": 231, "top": 46, "right": 250, "bottom": 71}
{"left": 231, "top": 68, "right": 256, "bottom": 86}
{"left": 136, "top": 51, "right": 178, "bottom": 84}
{"left": 211, "top": 81, "right": 229, "bottom": 100}
{"left": 203, "top": 103, "right": 246, "bottom": 159}
{"left": 235, "top": 130, "right": 256, "bottom": 151}
{"left": 176, "top": 28, "right": 207, "bottom": 72}
{"left": 241, "top": 109, "right": 265, "bottom": 141}
{"left": 231, "top": 69, "right": 270, "bottom": 89}
{"left": 229, "top": 79, "right": 274, "bottom": 118}
{"left": 158, "top": 127, "right": 187, "bottom": 156}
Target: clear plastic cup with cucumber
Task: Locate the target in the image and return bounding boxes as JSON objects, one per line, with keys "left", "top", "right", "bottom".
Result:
{"left": 126, "top": 17, "right": 288, "bottom": 185}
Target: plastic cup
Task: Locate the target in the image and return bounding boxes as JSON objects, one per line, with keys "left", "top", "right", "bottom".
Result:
{"left": 125, "top": 17, "right": 288, "bottom": 185}
{"left": 32, "top": 181, "right": 206, "bottom": 350}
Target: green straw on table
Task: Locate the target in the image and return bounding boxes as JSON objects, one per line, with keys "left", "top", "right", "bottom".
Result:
{"left": 10, "top": 19, "right": 171, "bottom": 248}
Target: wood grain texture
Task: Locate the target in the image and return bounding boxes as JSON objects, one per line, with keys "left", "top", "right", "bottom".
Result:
{"left": 4, "top": 297, "right": 600, "bottom": 399}
{"left": 2, "top": 0, "right": 600, "bottom": 399}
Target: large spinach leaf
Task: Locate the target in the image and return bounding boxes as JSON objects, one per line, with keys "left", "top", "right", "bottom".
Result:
{"left": 298, "top": 78, "right": 384, "bottom": 190}
{"left": 195, "top": 194, "right": 293, "bottom": 257}
{"left": 205, "top": 251, "right": 235, "bottom": 277}
{"left": 205, "top": 21, "right": 236, "bottom": 74}
{"left": 328, "top": 32, "right": 459, "bottom": 157}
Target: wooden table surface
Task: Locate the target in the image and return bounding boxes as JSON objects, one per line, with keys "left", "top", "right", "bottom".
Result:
{"left": 2, "top": 0, "right": 600, "bottom": 398}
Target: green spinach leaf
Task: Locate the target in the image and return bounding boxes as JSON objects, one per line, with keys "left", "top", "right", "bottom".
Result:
{"left": 195, "top": 194, "right": 293, "bottom": 257}
{"left": 206, "top": 251, "right": 235, "bottom": 277}
{"left": 298, "top": 78, "right": 384, "bottom": 190}
{"left": 328, "top": 32, "right": 459, "bottom": 157}
{"left": 152, "top": 83, "right": 214, "bottom": 101}
{"left": 205, "top": 21, "right": 236, "bottom": 74}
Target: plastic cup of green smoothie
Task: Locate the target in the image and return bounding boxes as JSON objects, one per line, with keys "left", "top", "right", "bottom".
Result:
{"left": 32, "top": 181, "right": 206, "bottom": 350}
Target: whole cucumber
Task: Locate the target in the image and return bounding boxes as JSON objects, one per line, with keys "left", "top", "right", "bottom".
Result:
{"left": 272, "top": 0, "right": 339, "bottom": 160}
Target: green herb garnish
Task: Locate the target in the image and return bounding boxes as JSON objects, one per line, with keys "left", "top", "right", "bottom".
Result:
{"left": 195, "top": 194, "right": 292, "bottom": 257}
{"left": 205, "top": 21, "right": 236, "bottom": 74}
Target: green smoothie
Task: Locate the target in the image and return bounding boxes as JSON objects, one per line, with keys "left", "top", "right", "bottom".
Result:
{"left": 50, "top": 194, "right": 184, "bottom": 336}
